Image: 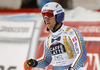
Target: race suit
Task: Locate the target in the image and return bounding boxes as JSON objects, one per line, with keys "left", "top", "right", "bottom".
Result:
{"left": 36, "top": 24, "right": 87, "bottom": 70}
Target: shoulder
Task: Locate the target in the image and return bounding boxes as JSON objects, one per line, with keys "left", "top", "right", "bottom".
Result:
{"left": 62, "top": 25, "right": 80, "bottom": 36}
{"left": 63, "top": 25, "right": 79, "bottom": 32}
{"left": 62, "top": 25, "right": 74, "bottom": 32}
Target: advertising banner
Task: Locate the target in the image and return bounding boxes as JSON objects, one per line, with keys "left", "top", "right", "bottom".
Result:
{"left": 0, "top": 21, "right": 35, "bottom": 39}
{"left": 63, "top": 21, "right": 100, "bottom": 37}
{"left": 84, "top": 41, "right": 100, "bottom": 70}
{"left": 0, "top": 20, "right": 36, "bottom": 70}
{"left": 40, "top": 21, "right": 100, "bottom": 37}
{"left": 0, "top": 42, "right": 30, "bottom": 70}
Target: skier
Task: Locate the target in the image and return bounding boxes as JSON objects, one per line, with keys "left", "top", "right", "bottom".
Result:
{"left": 24, "top": 2, "right": 87, "bottom": 70}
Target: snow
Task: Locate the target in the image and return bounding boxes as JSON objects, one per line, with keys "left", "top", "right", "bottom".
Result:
{"left": 65, "top": 7, "right": 100, "bottom": 21}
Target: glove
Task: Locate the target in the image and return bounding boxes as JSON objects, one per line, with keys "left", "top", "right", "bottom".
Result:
{"left": 67, "top": 67, "right": 74, "bottom": 70}
{"left": 24, "top": 60, "right": 32, "bottom": 70}
{"left": 24, "top": 59, "right": 38, "bottom": 70}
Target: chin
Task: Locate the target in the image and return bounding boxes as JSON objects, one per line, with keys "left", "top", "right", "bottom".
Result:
{"left": 47, "top": 26, "right": 53, "bottom": 30}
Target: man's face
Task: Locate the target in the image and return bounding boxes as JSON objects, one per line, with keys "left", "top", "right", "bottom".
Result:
{"left": 42, "top": 10, "right": 56, "bottom": 30}
{"left": 45, "top": 16, "right": 56, "bottom": 30}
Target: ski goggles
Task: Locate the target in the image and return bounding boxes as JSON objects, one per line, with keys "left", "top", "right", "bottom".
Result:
{"left": 42, "top": 10, "right": 55, "bottom": 19}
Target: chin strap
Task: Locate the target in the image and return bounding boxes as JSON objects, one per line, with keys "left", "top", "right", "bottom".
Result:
{"left": 52, "top": 22, "right": 59, "bottom": 31}
{"left": 46, "top": 27, "right": 49, "bottom": 31}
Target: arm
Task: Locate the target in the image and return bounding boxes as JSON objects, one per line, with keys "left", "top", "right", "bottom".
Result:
{"left": 68, "top": 28, "right": 87, "bottom": 70}
{"left": 36, "top": 41, "right": 52, "bottom": 68}
{"left": 24, "top": 41, "right": 52, "bottom": 70}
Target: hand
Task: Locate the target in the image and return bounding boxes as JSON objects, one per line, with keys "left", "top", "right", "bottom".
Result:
{"left": 67, "top": 67, "right": 74, "bottom": 70}
{"left": 24, "top": 59, "right": 38, "bottom": 70}
{"left": 24, "top": 60, "right": 32, "bottom": 70}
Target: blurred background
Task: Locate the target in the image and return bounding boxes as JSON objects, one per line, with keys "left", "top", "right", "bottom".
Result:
{"left": 0, "top": 0, "right": 100, "bottom": 70}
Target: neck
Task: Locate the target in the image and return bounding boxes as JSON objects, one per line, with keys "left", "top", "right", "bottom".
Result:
{"left": 52, "top": 23, "right": 62, "bottom": 32}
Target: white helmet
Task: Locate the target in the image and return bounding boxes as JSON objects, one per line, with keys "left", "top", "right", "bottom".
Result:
{"left": 41, "top": 2, "right": 64, "bottom": 23}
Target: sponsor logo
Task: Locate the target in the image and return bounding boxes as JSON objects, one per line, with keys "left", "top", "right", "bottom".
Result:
{"left": 56, "top": 4, "right": 59, "bottom": 8}
{"left": 78, "top": 26, "right": 100, "bottom": 33}
{"left": 68, "top": 30, "right": 74, "bottom": 36}
{"left": 57, "top": 9, "right": 63, "bottom": 13}
{"left": 0, "top": 65, "right": 16, "bottom": 70}
{"left": 72, "top": 36, "right": 77, "bottom": 42}
{"left": 74, "top": 42, "right": 79, "bottom": 54}
{"left": 51, "top": 37, "right": 61, "bottom": 43}
{"left": 84, "top": 53, "right": 100, "bottom": 70}
{"left": 0, "top": 26, "right": 29, "bottom": 33}
{"left": 54, "top": 55, "right": 64, "bottom": 62}
{"left": 50, "top": 43, "right": 66, "bottom": 55}
{"left": 51, "top": 33, "right": 62, "bottom": 38}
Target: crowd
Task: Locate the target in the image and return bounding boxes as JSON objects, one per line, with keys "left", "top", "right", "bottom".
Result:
{"left": 0, "top": 0, "right": 99, "bottom": 10}
{"left": 0, "top": 0, "right": 73, "bottom": 9}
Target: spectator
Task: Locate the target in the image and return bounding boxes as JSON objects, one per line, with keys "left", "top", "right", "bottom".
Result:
{"left": 21, "top": 0, "right": 38, "bottom": 8}
{"left": 52, "top": 0, "right": 73, "bottom": 9}
{"left": 39, "top": 0, "right": 52, "bottom": 8}
{"left": 0, "top": 0, "right": 22, "bottom": 9}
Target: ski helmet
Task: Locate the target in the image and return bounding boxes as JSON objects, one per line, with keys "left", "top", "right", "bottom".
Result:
{"left": 41, "top": 2, "right": 64, "bottom": 23}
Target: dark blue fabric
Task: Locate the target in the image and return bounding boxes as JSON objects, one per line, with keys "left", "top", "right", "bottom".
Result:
{"left": 56, "top": 12, "right": 64, "bottom": 23}
{"left": 53, "top": 64, "right": 71, "bottom": 70}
